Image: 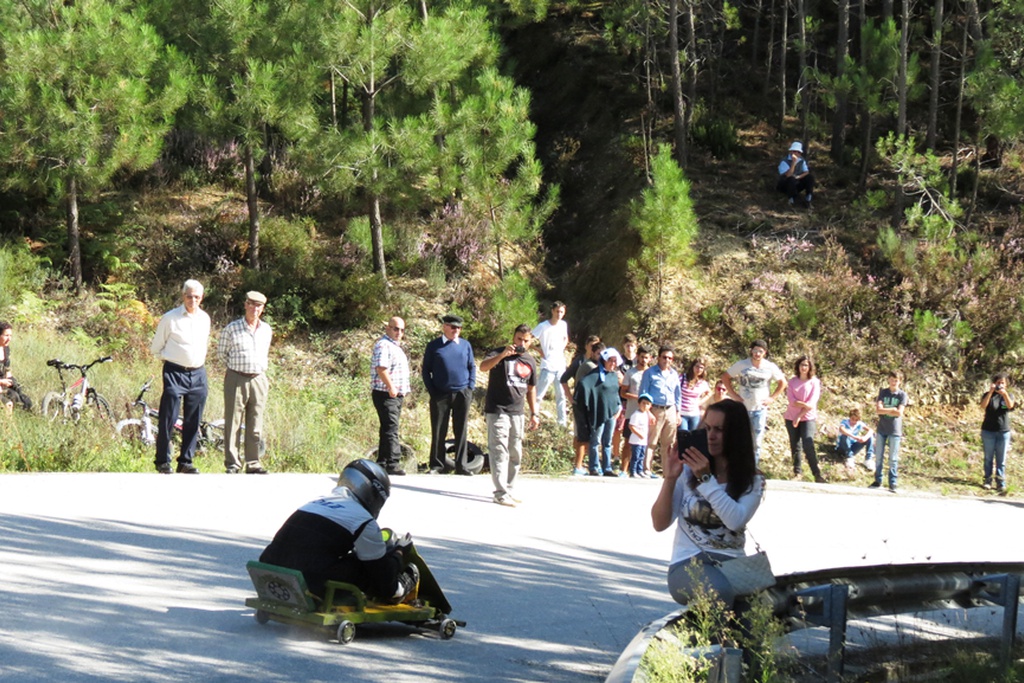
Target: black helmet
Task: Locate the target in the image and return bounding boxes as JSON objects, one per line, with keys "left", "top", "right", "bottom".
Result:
{"left": 337, "top": 459, "right": 391, "bottom": 518}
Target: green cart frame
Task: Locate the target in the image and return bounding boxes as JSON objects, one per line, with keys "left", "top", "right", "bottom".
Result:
{"left": 244, "top": 544, "right": 464, "bottom": 644}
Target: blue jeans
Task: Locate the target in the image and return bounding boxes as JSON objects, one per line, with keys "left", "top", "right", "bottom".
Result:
{"left": 875, "top": 433, "right": 901, "bottom": 488}
{"left": 679, "top": 414, "right": 701, "bottom": 431}
{"left": 981, "top": 430, "right": 1010, "bottom": 486}
{"left": 630, "top": 444, "right": 647, "bottom": 476}
{"left": 749, "top": 409, "right": 767, "bottom": 463}
{"left": 535, "top": 368, "right": 567, "bottom": 425}
{"left": 836, "top": 434, "right": 874, "bottom": 461}
{"left": 589, "top": 417, "right": 616, "bottom": 474}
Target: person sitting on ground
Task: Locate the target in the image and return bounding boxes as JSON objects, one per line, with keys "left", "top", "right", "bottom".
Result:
{"left": 836, "top": 407, "right": 874, "bottom": 471}
{"left": 259, "top": 458, "right": 419, "bottom": 604}
{"left": 0, "top": 321, "right": 31, "bottom": 413}
{"left": 651, "top": 399, "right": 766, "bottom": 607}
{"left": 777, "top": 140, "right": 814, "bottom": 206}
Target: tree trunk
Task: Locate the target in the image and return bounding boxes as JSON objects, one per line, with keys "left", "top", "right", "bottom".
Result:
{"left": 778, "top": 0, "right": 789, "bottom": 133}
{"left": 796, "top": 0, "right": 808, "bottom": 138}
{"left": 66, "top": 174, "right": 82, "bottom": 293}
{"left": 244, "top": 144, "right": 261, "bottom": 271}
{"left": 951, "top": 22, "right": 968, "bottom": 199}
{"left": 896, "top": 0, "right": 911, "bottom": 137}
{"left": 764, "top": 0, "right": 776, "bottom": 99}
{"left": 964, "top": 0, "right": 983, "bottom": 42}
{"left": 858, "top": 112, "right": 872, "bottom": 192}
{"left": 330, "top": 71, "right": 338, "bottom": 128}
{"left": 669, "top": 0, "right": 687, "bottom": 167}
{"left": 831, "top": 0, "right": 849, "bottom": 162}
{"left": 362, "top": 88, "right": 388, "bottom": 282}
{"left": 684, "top": 0, "right": 697, "bottom": 151}
{"left": 751, "top": 0, "right": 763, "bottom": 69}
{"left": 926, "top": 0, "right": 944, "bottom": 150}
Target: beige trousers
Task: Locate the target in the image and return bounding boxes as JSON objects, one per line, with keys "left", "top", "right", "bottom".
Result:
{"left": 223, "top": 369, "right": 268, "bottom": 470}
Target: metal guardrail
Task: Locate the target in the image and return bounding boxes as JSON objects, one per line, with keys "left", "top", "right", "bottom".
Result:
{"left": 606, "top": 561, "right": 1024, "bottom": 683}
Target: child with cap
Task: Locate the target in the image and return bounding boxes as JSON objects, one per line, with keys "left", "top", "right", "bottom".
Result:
{"left": 627, "top": 393, "right": 655, "bottom": 477}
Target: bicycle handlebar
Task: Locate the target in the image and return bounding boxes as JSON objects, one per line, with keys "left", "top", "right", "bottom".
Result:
{"left": 46, "top": 357, "right": 115, "bottom": 373}
{"left": 133, "top": 377, "right": 155, "bottom": 403}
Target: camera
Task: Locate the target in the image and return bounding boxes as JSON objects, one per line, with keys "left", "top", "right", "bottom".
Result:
{"left": 514, "top": 345, "right": 526, "bottom": 354}
{"left": 677, "top": 428, "right": 709, "bottom": 459}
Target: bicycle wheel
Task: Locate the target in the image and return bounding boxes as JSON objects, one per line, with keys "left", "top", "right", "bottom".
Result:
{"left": 116, "top": 418, "right": 154, "bottom": 445}
{"left": 88, "top": 393, "right": 113, "bottom": 423}
{"left": 41, "top": 392, "right": 66, "bottom": 421}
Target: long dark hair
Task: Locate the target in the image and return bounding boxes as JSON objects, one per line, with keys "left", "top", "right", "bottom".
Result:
{"left": 702, "top": 399, "right": 758, "bottom": 499}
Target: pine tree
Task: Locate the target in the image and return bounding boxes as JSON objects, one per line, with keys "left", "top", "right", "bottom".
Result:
{"left": 0, "top": 0, "right": 190, "bottom": 291}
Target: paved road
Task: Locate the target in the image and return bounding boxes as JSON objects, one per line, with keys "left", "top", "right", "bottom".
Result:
{"left": 1, "top": 473, "right": 1022, "bottom": 682}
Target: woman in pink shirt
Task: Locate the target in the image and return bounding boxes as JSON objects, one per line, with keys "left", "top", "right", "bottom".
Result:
{"left": 785, "top": 356, "right": 824, "bottom": 482}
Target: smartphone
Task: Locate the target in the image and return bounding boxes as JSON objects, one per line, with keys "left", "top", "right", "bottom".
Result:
{"left": 677, "top": 428, "right": 710, "bottom": 460}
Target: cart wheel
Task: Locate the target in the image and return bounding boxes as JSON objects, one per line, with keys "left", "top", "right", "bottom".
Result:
{"left": 255, "top": 610, "right": 270, "bottom": 625}
{"left": 336, "top": 620, "right": 356, "bottom": 645}
{"left": 439, "top": 618, "right": 457, "bottom": 640}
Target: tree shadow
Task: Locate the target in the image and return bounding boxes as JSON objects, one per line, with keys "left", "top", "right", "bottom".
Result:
{"left": 0, "top": 512, "right": 670, "bottom": 682}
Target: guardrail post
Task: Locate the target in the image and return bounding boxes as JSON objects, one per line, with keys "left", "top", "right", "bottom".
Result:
{"left": 977, "top": 573, "right": 1021, "bottom": 672}
{"left": 795, "top": 583, "right": 849, "bottom": 683}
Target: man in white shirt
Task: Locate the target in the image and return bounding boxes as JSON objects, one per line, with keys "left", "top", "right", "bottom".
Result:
{"left": 150, "top": 279, "right": 211, "bottom": 474}
{"left": 218, "top": 291, "right": 272, "bottom": 474}
{"left": 531, "top": 301, "right": 569, "bottom": 426}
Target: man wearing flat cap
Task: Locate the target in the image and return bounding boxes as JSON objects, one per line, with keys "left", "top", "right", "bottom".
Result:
{"left": 422, "top": 314, "right": 476, "bottom": 474}
{"left": 218, "top": 290, "right": 272, "bottom": 474}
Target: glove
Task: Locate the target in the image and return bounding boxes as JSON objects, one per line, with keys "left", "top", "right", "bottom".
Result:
{"left": 395, "top": 532, "right": 413, "bottom": 550}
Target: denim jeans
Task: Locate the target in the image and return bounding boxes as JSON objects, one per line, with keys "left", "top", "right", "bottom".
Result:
{"left": 589, "top": 416, "right": 616, "bottom": 474}
{"left": 630, "top": 444, "right": 647, "bottom": 476}
{"left": 785, "top": 419, "right": 820, "bottom": 477}
{"left": 836, "top": 434, "right": 874, "bottom": 461}
{"left": 749, "top": 409, "right": 767, "bottom": 463}
{"left": 679, "top": 414, "right": 701, "bottom": 431}
{"left": 535, "top": 368, "right": 567, "bottom": 425}
{"left": 875, "top": 433, "right": 901, "bottom": 488}
{"left": 981, "top": 429, "right": 1010, "bottom": 486}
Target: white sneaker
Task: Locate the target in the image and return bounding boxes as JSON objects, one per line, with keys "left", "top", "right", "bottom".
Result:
{"left": 862, "top": 459, "right": 875, "bottom": 472}
{"left": 493, "top": 494, "right": 516, "bottom": 507}
{"left": 844, "top": 458, "right": 856, "bottom": 471}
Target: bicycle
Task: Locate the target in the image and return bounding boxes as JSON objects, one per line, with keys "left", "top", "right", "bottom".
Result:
{"left": 115, "top": 377, "right": 229, "bottom": 452}
{"left": 41, "top": 357, "right": 114, "bottom": 423}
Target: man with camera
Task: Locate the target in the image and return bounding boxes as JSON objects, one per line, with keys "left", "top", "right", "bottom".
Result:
{"left": 480, "top": 324, "right": 539, "bottom": 507}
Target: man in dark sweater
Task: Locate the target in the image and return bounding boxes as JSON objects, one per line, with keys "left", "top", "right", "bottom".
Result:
{"left": 480, "top": 324, "right": 540, "bottom": 506}
{"left": 422, "top": 314, "right": 476, "bottom": 474}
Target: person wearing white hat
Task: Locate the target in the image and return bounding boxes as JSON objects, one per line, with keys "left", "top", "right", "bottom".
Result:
{"left": 577, "top": 345, "right": 624, "bottom": 476}
{"left": 777, "top": 140, "right": 815, "bottom": 206}
{"left": 219, "top": 290, "right": 272, "bottom": 474}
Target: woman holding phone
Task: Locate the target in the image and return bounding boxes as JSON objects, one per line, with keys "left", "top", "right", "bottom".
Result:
{"left": 651, "top": 399, "right": 765, "bottom": 606}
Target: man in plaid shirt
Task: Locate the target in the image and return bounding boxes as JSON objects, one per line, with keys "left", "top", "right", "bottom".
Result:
{"left": 218, "top": 291, "right": 272, "bottom": 474}
{"left": 372, "top": 316, "right": 411, "bottom": 475}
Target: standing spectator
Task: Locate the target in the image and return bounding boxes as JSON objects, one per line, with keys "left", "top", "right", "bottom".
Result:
{"left": 641, "top": 346, "right": 683, "bottom": 477}
{"left": 837, "top": 407, "right": 874, "bottom": 470}
{"left": 722, "top": 339, "right": 787, "bottom": 464}
{"left": 777, "top": 140, "right": 814, "bottom": 206}
{"left": 613, "top": 334, "right": 639, "bottom": 462}
{"left": 627, "top": 394, "right": 654, "bottom": 477}
{"left": 532, "top": 301, "right": 569, "bottom": 426}
{"left": 784, "top": 356, "right": 825, "bottom": 483}
{"left": 710, "top": 380, "right": 728, "bottom": 405}
{"left": 679, "top": 357, "right": 712, "bottom": 431}
{"left": 620, "top": 345, "right": 653, "bottom": 475}
{"left": 422, "top": 314, "right": 476, "bottom": 475}
{"left": 870, "top": 371, "right": 908, "bottom": 493}
{"left": 578, "top": 347, "right": 623, "bottom": 476}
{"left": 371, "top": 317, "right": 411, "bottom": 476}
{"left": 218, "top": 291, "right": 272, "bottom": 474}
{"left": 151, "top": 279, "right": 211, "bottom": 474}
{"left": 980, "top": 372, "right": 1015, "bottom": 493}
{"left": 0, "top": 321, "right": 31, "bottom": 412}
{"left": 480, "top": 324, "right": 540, "bottom": 507}
{"left": 562, "top": 335, "right": 601, "bottom": 475}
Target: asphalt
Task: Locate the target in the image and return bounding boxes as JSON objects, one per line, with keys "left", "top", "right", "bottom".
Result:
{"left": 1, "top": 472, "right": 1022, "bottom": 682}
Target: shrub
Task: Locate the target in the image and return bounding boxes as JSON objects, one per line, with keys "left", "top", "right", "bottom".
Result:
{"left": 0, "top": 241, "right": 50, "bottom": 316}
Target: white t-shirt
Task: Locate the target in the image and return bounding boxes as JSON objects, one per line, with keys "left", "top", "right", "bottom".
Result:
{"left": 726, "top": 358, "right": 785, "bottom": 412}
{"left": 628, "top": 410, "right": 651, "bottom": 445}
{"left": 531, "top": 319, "right": 568, "bottom": 372}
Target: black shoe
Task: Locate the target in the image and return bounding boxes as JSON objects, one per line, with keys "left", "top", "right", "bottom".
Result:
{"left": 176, "top": 463, "right": 200, "bottom": 474}
{"left": 226, "top": 466, "right": 240, "bottom": 474}
{"left": 426, "top": 467, "right": 444, "bottom": 475}
{"left": 868, "top": 481, "right": 881, "bottom": 489}
{"left": 391, "top": 564, "right": 420, "bottom": 604}
{"left": 386, "top": 467, "right": 406, "bottom": 476}
{"left": 245, "top": 465, "right": 269, "bottom": 474}
{"left": 156, "top": 463, "right": 173, "bottom": 475}
{"left": 454, "top": 469, "right": 473, "bottom": 476}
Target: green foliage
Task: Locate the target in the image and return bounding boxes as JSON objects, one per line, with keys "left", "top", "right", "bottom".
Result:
{"left": 0, "top": 241, "right": 50, "bottom": 316}
{"left": 457, "top": 271, "right": 539, "bottom": 350}
{"left": 631, "top": 144, "right": 699, "bottom": 303}
{"left": 691, "top": 114, "right": 740, "bottom": 159}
